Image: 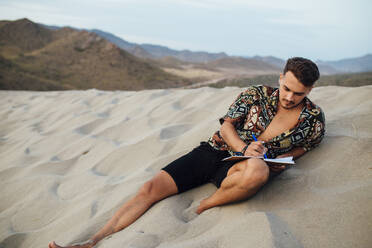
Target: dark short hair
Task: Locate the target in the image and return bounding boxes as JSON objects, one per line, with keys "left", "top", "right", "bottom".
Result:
{"left": 283, "top": 57, "right": 320, "bottom": 87}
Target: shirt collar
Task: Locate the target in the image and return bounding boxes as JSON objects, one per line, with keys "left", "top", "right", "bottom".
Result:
{"left": 300, "top": 96, "right": 319, "bottom": 120}
{"left": 268, "top": 88, "right": 279, "bottom": 113}
{"left": 268, "top": 87, "right": 313, "bottom": 121}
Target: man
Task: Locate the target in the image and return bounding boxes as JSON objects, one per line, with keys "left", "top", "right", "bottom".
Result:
{"left": 49, "top": 57, "right": 325, "bottom": 248}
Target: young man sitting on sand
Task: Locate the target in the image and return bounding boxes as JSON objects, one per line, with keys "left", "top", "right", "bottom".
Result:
{"left": 49, "top": 57, "right": 325, "bottom": 248}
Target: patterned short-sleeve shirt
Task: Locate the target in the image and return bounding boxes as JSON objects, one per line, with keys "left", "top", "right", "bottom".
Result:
{"left": 207, "top": 85, "right": 325, "bottom": 158}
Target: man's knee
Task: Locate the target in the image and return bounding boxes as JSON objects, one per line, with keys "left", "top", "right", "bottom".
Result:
{"left": 239, "top": 159, "right": 269, "bottom": 189}
{"left": 138, "top": 180, "right": 154, "bottom": 198}
{"left": 135, "top": 180, "right": 155, "bottom": 205}
{"left": 136, "top": 171, "right": 178, "bottom": 202}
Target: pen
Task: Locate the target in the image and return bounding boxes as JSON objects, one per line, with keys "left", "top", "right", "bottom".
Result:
{"left": 252, "top": 134, "right": 268, "bottom": 159}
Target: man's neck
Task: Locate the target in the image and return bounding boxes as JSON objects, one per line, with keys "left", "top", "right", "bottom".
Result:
{"left": 277, "top": 100, "right": 304, "bottom": 114}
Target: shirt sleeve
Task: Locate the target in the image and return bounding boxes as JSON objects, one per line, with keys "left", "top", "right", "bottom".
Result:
{"left": 219, "top": 86, "right": 259, "bottom": 128}
{"left": 299, "top": 111, "right": 326, "bottom": 152}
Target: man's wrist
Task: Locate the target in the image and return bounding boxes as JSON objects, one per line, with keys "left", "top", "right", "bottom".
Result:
{"left": 241, "top": 144, "right": 249, "bottom": 154}
{"left": 232, "top": 143, "right": 249, "bottom": 156}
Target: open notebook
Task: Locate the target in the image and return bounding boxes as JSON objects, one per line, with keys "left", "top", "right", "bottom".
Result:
{"left": 222, "top": 156, "right": 295, "bottom": 165}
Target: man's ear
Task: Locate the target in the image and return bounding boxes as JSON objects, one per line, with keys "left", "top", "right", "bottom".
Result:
{"left": 309, "top": 85, "right": 314, "bottom": 91}
{"left": 305, "top": 85, "right": 314, "bottom": 95}
{"left": 278, "top": 73, "right": 284, "bottom": 85}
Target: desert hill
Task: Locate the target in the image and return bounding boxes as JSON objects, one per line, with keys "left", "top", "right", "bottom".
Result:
{"left": 206, "top": 56, "right": 280, "bottom": 74}
{"left": 317, "top": 54, "right": 372, "bottom": 73}
{"left": 90, "top": 29, "right": 229, "bottom": 63}
{"left": 87, "top": 28, "right": 372, "bottom": 82}
{"left": 87, "top": 28, "right": 372, "bottom": 76}
{"left": 1, "top": 18, "right": 372, "bottom": 91}
{"left": 0, "top": 19, "right": 191, "bottom": 91}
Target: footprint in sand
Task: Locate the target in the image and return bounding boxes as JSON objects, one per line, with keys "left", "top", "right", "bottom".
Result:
{"left": 90, "top": 200, "right": 99, "bottom": 218}
{"left": 96, "top": 92, "right": 106, "bottom": 96}
{"left": 111, "top": 98, "right": 120, "bottom": 104}
{"left": 170, "top": 197, "right": 200, "bottom": 223}
{"left": 29, "top": 122, "right": 43, "bottom": 134}
{"left": 159, "top": 124, "right": 192, "bottom": 140}
{"left": 149, "top": 90, "right": 170, "bottom": 100}
{"left": 50, "top": 155, "right": 61, "bottom": 161}
{"left": 0, "top": 233, "right": 28, "bottom": 248}
{"left": 30, "top": 157, "right": 78, "bottom": 176}
{"left": 265, "top": 212, "right": 303, "bottom": 247}
{"left": 171, "top": 101, "right": 183, "bottom": 111}
{"left": 180, "top": 205, "right": 199, "bottom": 223}
{"left": 0, "top": 135, "right": 7, "bottom": 141}
{"left": 24, "top": 147, "right": 30, "bottom": 155}
{"left": 129, "top": 233, "right": 161, "bottom": 248}
{"left": 97, "top": 110, "right": 110, "bottom": 118}
{"left": 74, "top": 119, "right": 107, "bottom": 135}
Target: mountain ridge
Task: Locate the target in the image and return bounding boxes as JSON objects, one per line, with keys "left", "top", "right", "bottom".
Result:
{"left": 0, "top": 18, "right": 191, "bottom": 91}
{"left": 1, "top": 18, "right": 371, "bottom": 91}
{"left": 39, "top": 21, "right": 372, "bottom": 75}
{"left": 88, "top": 28, "right": 372, "bottom": 75}
{"left": 317, "top": 54, "right": 372, "bottom": 73}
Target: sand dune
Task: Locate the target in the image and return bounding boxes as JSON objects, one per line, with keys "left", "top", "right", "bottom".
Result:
{"left": 0, "top": 86, "right": 371, "bottom": 248}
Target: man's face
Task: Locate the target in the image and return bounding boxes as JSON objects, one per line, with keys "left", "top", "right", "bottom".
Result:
{"left": 278, "top": 71, "right": 312, "bottom": 110}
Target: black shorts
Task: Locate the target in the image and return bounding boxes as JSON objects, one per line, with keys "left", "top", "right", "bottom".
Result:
{"left": 162, "top": 141, "right": 236, "bottom": 193}
{"left": 162, "top": 141, "right": 281, "bottom": 193}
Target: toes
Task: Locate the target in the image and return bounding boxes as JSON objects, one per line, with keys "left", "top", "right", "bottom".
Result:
{"left": 195, "top": 205, "right": 204, "bottom": 215}
{"left": 49, "top": 241, "right": 60, "bottom": 248}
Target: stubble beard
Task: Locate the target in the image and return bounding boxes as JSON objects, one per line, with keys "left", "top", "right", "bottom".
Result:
{"left": 280, "top": 98, "right": 303, "bottom": 110}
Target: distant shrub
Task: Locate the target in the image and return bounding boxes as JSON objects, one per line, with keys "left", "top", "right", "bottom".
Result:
{"left": 74, "top": 47, "right": 84, "bottom": 52}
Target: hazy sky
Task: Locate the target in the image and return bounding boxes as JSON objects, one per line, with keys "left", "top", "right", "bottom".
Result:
{"left": 1, "top": 0, "right": 371, "bottom": 61}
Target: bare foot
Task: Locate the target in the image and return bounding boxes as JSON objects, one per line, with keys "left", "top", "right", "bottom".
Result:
{"left": 48, "top": 240, "right": 95, "bottom": 248}
{"left": 196, "top": 198, "right": 211, "bottom": 214}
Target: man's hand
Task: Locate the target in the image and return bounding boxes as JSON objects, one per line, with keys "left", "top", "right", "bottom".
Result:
{"left": 244, "top": 142, "right": 285, "bottom": 172}
{"left": 244, "top": 141, "right": 268, "bottom": 157}
{"left": 269, "top": 164, "right": 286, "bottom": 172}
{"left": 269, "top": 154, "right": 290, "bottom": 172}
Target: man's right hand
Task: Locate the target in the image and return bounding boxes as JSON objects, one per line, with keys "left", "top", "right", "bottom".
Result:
{"left": 243, "top": 141, "right": 267, "bottom": 157}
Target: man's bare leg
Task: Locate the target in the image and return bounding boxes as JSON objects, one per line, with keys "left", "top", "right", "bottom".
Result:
{"left": 48, "top": 170, "right": 178, "bottom": 248}
{"left": 196, "top": 158, "right": 269, "bottom": 214}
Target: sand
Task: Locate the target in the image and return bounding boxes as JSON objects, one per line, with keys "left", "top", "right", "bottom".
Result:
{"left": 0, "top": 86, "right": 371, "bottom": 248}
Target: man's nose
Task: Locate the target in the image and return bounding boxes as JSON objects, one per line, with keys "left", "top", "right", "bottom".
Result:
{"left": 285, "top": 92, "right": 294, "bottom": 101}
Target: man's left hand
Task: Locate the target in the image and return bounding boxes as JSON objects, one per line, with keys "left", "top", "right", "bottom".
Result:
{"left": 269, "top": 164, "right": 286, "bottom": 172}
{"left": 269, "top": 154, "right": 290, "bottom": 172}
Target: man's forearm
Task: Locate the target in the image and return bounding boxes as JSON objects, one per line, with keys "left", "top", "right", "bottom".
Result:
{"left": 220, "top": 121, "right": 247, "bottom": 153}
{"left": 220, "top": 122, "right": 307, "bottom": 159}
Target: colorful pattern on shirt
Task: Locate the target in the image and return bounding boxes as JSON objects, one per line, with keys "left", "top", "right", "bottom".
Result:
{"left": 207, "top": 85, "right": 325, "bottom": 158}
